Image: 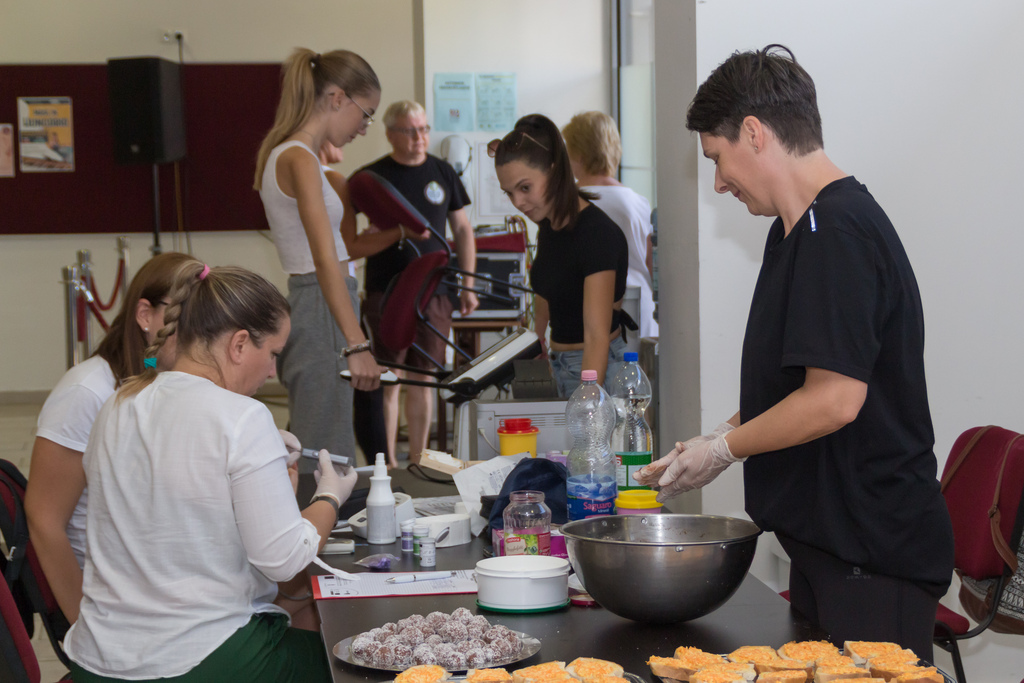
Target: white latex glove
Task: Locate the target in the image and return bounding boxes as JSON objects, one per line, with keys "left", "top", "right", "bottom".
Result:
{"left": 313, "top": 449, "right": 358, "bottom": 505}
{"left": 633, "top": 422, "right": 735, "bottom": 486}
{"left": 279, "top": 429, "right": 302, "bottom": 467}
{"left": 655, "top": 433, "right": 740, "bottom": 502}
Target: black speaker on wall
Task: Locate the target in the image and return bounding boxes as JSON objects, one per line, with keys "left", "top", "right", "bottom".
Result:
{"left": 107, "top": 57, "right": 187, "bottom": 165}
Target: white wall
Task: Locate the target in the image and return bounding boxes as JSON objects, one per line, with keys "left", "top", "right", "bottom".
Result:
{"left": 653, "top": 1, "right": 1024, "bottom": 679}
{"left": 422, "top": 0, "right": 611, "bottom": 228}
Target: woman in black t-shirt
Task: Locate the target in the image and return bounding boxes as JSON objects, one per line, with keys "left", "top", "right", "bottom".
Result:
{"left": 490, "top": 114, "right": 628, "bottom": 397}
{"left": 634, "top": 46, "right": 953, "bottom": 661}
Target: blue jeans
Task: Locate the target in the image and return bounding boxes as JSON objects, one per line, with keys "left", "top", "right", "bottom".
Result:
{"left": 550, "top": 336, "right": 628, "bottom": 398}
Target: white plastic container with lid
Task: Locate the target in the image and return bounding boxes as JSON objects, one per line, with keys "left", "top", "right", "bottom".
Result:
{"left": 366, "top": 452, "right": 397, "bottom": 544}
{"left": 474, "top": 555, "right": 570, "bottom": 611}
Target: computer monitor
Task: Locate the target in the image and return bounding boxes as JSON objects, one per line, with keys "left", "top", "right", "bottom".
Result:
{"left": 441, "top": 327, "right": 542, "bottom": 400}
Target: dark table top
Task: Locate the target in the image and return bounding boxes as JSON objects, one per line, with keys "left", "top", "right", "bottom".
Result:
{"left": 315, "top": 530, "right": 822, "bottom": 683}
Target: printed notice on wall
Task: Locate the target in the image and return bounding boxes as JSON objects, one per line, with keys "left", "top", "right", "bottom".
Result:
{"left": 0, "top": 124, "right": 14, "bottom": 178}
{"left": 18, "top": 97, "right": 74, "bottom": 172}
{"left": 476, "top": 73, "right": 516, "bottom": 133}
{"left": 433, "top": 73, "right": 475, "bottom": 132}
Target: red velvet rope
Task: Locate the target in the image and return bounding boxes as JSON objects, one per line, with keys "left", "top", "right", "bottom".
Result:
{"left": 86, "top": 257, "right": 125, "bottom": 311}
{"left": 85, "top": 296, "right": 109, "bottom": 332}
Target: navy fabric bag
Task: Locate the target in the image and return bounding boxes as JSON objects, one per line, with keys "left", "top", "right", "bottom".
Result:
{"left": 488, "top": 457, "right": 568, "bottom": 530}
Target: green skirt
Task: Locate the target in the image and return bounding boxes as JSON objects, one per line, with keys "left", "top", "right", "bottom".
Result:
{"left": 69, "top": 613, "right": 331, "bottom": 682}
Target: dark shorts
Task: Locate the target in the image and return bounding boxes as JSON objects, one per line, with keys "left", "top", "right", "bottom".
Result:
{"left": 69, "top": 613, "right": 330, "bottom": 683}
{"left": 363, "top": 290, "right": 453, "bottom": 371}
{"left": 779, "top": 534, "right": 940, "bottom": 662}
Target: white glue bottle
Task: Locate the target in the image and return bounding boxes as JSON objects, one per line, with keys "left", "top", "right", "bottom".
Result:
{"left": 366, "top": 452, "right": 397, "bottom": 545}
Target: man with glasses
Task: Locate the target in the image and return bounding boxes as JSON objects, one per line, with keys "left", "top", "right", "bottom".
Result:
{"left": 353, "top": 100, "right": 477, "bottom": 468}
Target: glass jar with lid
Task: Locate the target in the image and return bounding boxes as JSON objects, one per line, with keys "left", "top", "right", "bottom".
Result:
{"left": 502, "top": 490, "right": 552, "bottom": 556}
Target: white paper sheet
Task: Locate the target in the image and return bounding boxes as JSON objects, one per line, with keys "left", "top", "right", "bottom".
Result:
{"left": 453, "top": 453, "right": 527, "bottom": 536}
{"left": 312, "top": 570, "right": 477, "bottom": 599}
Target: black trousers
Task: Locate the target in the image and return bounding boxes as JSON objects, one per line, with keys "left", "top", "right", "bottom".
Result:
{"left": 779, "top": 534, "right": 940, "bottom": 662}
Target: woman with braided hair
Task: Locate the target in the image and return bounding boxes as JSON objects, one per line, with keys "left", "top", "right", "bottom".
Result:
{"left": 65, "top": 261, "right": 356, "bottom": 682}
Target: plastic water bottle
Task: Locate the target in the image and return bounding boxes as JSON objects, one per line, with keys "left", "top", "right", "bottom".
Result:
{"left": 565, "top": 369, "right": 617, "bottom": 520}
{"left": 609, "top": 352, "right": 653, "bottom": 491}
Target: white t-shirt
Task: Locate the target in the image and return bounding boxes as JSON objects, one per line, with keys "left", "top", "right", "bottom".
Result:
{"left": 260, "top": 140, "right": 350, "bottom": 274}
{"left": 34, "top": 355, "right": 116, "bottom": 568}
{"left": 584, "top": 185, "right": 659, "bottom": 338}
{"left": 65, "top": 372, "right": 320, "bottom": 679}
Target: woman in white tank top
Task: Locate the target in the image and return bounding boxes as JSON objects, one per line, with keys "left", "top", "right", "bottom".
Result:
{"left": 254, "top": 48, "right": 383, "bottom": 459}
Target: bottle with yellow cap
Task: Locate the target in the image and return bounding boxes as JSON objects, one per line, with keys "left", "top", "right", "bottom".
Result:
{"left": 615, "top": 489, "right": 663, "bottom": 515}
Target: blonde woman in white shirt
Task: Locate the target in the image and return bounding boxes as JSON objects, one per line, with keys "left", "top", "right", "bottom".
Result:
{"left": 562, "top": 111, "right": 659, "bottom": 339}
{"left": 25, "top": 251, "right": 198, "bottom": 625}
{"left": 255, "top": 47, "right": 383, "bottom": 461}
{"left": 65, "top": 262, "right": 357, "bottom": 682}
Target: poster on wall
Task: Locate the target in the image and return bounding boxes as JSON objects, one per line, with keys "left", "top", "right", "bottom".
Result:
{"left": 433, "top": 73, "right": 475, "bottom": 132}
{"left": 476, "top": 73, "right": 516, "bottom": 133}
{"left": 0, "top": 124, "right": 14, "bottom": 178}
{"left": 17, "top": 97, "right": 74, "bottom": 172}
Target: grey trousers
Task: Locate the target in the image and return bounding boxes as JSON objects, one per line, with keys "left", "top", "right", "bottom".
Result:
{"left": 277, "top": 273, "right": 357, "bottom": 459}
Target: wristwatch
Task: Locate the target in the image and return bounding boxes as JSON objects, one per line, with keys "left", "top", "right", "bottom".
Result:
{"left": 310, "top": 493, "right": 340, "bottom": 513}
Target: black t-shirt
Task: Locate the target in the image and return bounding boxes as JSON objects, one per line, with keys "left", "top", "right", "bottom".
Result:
{"left": 352, "top": 154, "right": 471, "bottom": 295}
{"left": 530, "top": 203, "right": 628, "bottom": 344}
{"left": 740, "top": 176, "right": 953, "bottom": 594}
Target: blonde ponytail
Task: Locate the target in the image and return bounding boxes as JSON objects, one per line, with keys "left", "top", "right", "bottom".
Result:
{"left": 254, "top": 47, "right": 380, "bottom": 190}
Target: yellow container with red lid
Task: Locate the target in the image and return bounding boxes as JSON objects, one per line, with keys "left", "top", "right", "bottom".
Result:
{"left": 496, "top": 418, "right": 539, "bottom": 458}
{"left": 614, "top": 489, "right": 662, "bottom": 515}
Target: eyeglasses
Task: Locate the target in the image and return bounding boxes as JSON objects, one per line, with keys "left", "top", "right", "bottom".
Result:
{"left": 487, "top": 130, "right": 550, "bottom": 158}
{"left": 347, "top": 94, "right": 374, "bottom": 128}
{"left": 390, "top": 125, "right": 431, "bottom": 137}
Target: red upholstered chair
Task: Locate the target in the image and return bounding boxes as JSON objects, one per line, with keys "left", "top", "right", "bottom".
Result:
{"left": 1, "top": 572, "right": 41, "bottom": 683}
{"left": 0, "top": 460, "right": 71, "bottom": 670}
{"left": 377, "top": 250, "right": 459, "bottom": 371}
{"left": 933, "top": 426, "right": 1024, "bottom": 683}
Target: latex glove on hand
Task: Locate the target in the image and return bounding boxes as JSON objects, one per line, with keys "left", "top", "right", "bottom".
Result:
{"left": 633, "top": 422, "right": 735, "bottom": 486}
{"left": 654, "top": 433, "right": 740, "bottom": 502}
{"left": 279, "top": 429, "right": 302, "bottom": 467}
{"left": 312, "top": 449, "right": 358, "bottom": 507}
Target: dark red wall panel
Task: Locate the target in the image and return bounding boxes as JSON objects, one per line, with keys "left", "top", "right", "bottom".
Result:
{"left": 0, "top": 62, "right": 282, "bottom": 235}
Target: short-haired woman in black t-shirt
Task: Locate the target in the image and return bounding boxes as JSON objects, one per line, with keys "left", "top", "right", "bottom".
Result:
{"left": 491, "top": 114, "right": 629, "bottom": 397}
{"left": 634, "top": 46, "right": 953, "bottom": 661}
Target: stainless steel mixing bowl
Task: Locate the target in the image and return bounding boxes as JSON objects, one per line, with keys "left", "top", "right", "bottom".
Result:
{"left": 560, "top": 514, "right": 761, "bottom": 623}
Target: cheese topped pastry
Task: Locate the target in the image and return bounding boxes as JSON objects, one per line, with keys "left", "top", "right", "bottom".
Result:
{"left": 842, "top": 642, "right": 903, "bottom": 665}
{"left": 395, "top": 665, "right": 450, "bottom": 683}
{"left": 566, "top": 658, "right": 624, "bottom": 680}
{"left": 466, "top": 669, "right": 514, "bottom": 683}
{"left": 778, "top": 641, "right": 842, "bottom": 664}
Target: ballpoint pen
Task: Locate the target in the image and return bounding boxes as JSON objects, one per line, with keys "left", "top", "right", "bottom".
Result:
{"left": 385, "top": 571, "right": 457, "bottom": 584}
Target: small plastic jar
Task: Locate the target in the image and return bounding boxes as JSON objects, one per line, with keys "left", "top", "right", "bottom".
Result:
{"left": 419, "top": 537, "right": 436, "bottom": 567}
{"left": 615, "top": 489, "right": 662, "bottom": 515}
{"left": 400, "top": 520, "right": 415, "bottom": 553}
{"left": 412, "top": 523, "right": 429, "bottom": 556}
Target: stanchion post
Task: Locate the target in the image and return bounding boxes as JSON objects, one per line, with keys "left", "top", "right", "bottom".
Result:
{"left": 76, "top": 250, "right": 94, "bottom": 357}
{"left": 63, "top": 265, "right": 81, "bottom": 369}
{"left": 117, "top": 236, "right": 130, "bottom": 299}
